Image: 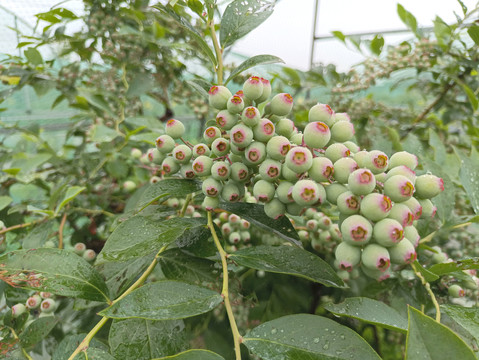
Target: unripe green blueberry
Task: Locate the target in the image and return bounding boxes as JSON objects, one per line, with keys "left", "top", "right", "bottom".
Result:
{"left": 165, "top": 119, "right": 185, "bottom": 139}
{"left": 418, "top": 199, "right": 437, "bottom": 218}
{"left": 402, "top": 197, "right": 423, "bottom": 220}
{"left": 431, "top": 250, "right": 448, "bottom": 264}
{"left": 140, "top": 153, "right": 150, "bottom": 164}
{"left": 309, "top": 157, "right": 334, "bottom": 182}
{"left": 83, "top": 249, "right": 96, "bottom": 262}
{"left": 192, "top": 143, "right": 210, "bottom": 158}
{"left": 285, "top": 146, "right": 313, "bottom": 174}
{"left": 130, "top": 148, "right": 142, "bottom": 159}
{"left": 211, "top": 161, "right": 230, "bottom": 181}
{"left": 268, "top": 114, "right": 284, "bottom": 124}
{"left": 292, "top": 180, "right": 325, "bottom": 206}
{"left": 333, "top": 157, "right": 359, "bottom": 184}
{"left": 172, "top": 144, "right": 192, "bottom": 164}
{"left": 229, "top": 214, "right": 240, "bottom": 224}
{"left": 253, "top": 180, "right": 276, "bottom": 203}
{"left": 240, "top": 230, "right": 251, "bottom": 242}
{"left": 216, "top": 109, "right": 238, "bottom": 130}
{"left": 331, "top": 120, "right": 355, "bottom": 143}
{"left": 308, "top": 103, "right": 333, "bottom": 125}
{"left": 298, "top": 230, "right": 309, "bottom": 241}
{"left": 156, "top": 134, "right": 175, "bottom": 153}
{"left": 73, "top": 242, "right": 86, "bottom": 255}
{"left": 241, "top": 106, "right": 261, "bottom": 127}
{"left": 316, "top": 214, "right": 332, "bottom": 230}
{"left": 228, "top": 231, "right": 241, "bottom": 244}
{"left": 276, "top": 181, "right": 294, "bottom": 204}
{"left": 304, "top": 121, "right": 331, "bottom": 149}
{"left": 343, "top": 141, "right": 361, "bottom": 154}
{"left": 335, "top": 242, "right": 361, "bottom": 272}
{"left": 243, "top": 76, "right": 263, "bottom": 101}
{"left": 230, "top": 162, "right": 250, "bottom": 183}
{"left": 211, "top": 138, "right": 230, "bottom": 157}
{"left": 306, "top": 219, "right": 319, "bottom": 231}
{"left": 218, "top": 212, "right": 229, "bottom": 222}
{"left": 162, "top": 157, "right": 180, "bottom": 175}
{"left": 12, "top": 303, "right": 27, "bottom": 318}
{"left": 221, "top": 181, "right": 243, "bottom": 202}
{"left": 202, "top": 178, "right": 222, "bottom": 198}
{"left": 123, "top": 180, "right": 136, "bottom": 192}
{"left": 365, "top": 150, "right": 389, "bottom": 174}
{"left": 203, "top": 126, "right": 222, "bottom": 145}
{"left": 373, "top": 218, "right": 404, "bottom": 247}
{"left": 289, "top": 132, "right": 303, "bottom": 145}
{"left": 202, "top": 196, "right": 219, "bottom": 211}
{"left": 325, "top": 183, "right": 348, "bottom": 205}
{"left": 448, "top": 284, "right": 465, "bottom": 298}
{"left": 256, "top": 77, "right": 272, "bottom": 103}
{"left": 244, "top": 141, "right": 266, "bottom": 165}
{"left": 337, "top": 270, "right": 350, "bottom": 282}
{"left": 40, "top": 292, "right": 52, "bottom": 299}
{"left": 362, "top": 244, "right": 391, "bottom": 272}
{"left": 230, "top": 144, "right": 245, "bottom": 156}
{"left": 40, "top": 298, "right": 56, "bottom": 313}
{"left": 209, "top": 85, "right": 232, "bottom": 110}
{"left": 341, "top": 214, "right": 373, "bottom": 246}
{"left": 259, "top": 159, "right": 282, "bottom": 182}
{"left": 333, "top": 112, "right": 350, "bottom": 123}
{"left": 192, "top": 155, "right": 213, "bottom": 177}
{"left": 275, "top": 118, "right": 295, "bottom": 138}
{"left": 44, "top": 240, "right": 56, "bottom": 248}
{"left": 353, "top": 150, "right": 370, "bottom": 168}
{"left": 227, "top": 95, "right": 245, "bottom": 114}
{"left": 324, "top": 143, "right": 351, "bottom": 163}
{"left": 330, "top": 224, "right": 342, "bottom": 242}
{"left": 147, "top": 148, "right": 165, "bottom": 165}
{"left": 388, "top": 203, "right": 414, "bottom": 227}
{"left": 230, "top": 124, "right": 254, "bottom": 148}
{"left": 414, "top": 174, "right": 444, "bottom": 199}
{"left": 386, "top": 165, "right": 416, "bottom": 183}
{"left": 404, "top": 225, "right": 420, "bottom": 248}
{"left": 375, "top": 172, "right": 387, "bottom": 183}
{"left": 240, "top": 219, "right": 250, "bottom": 229}
{"left": 286, "top": 202, "right": 303, "bottom": 216}
{"left": 270, "top": 93, "right": 294, "bottom": 116}
{"left": 253, "top": 118, "right": 275, "bottom": 142}
{"left": 384, "top": 175, "right": 415, "bottom": 203}
{"left": 348, "top": 168, "right": 376, "bottom": 195}
{"left": 281, "top": 163, "right": 300, "bottom": 182}
{"left": 361, "top": 264, "right": 392, "bottom": 281}
{"left": 26, "top": 294, "right": 42, "bottom": 309}
{"left": 360, "top": 193, "right": 392, "bottom": 221}
{"left": 337, "top": 191, "right": 361, "bottom": 215}
{"left": 266, "top": 136, "right": 291, "bottom": 161}
{"left": 388, "top": 151, "right": 418, "bottom": 170}
{"left": 264, "top": 198, "right": 286, "bottom": 219}
{"left": 389, "top": 239, "right": 417, "bottom": 265}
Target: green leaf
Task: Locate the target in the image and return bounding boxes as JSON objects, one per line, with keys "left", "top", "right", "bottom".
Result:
{"left": 77, "top": 90, "right": 115, "bottom": 116}
{"left": 397, "top": 4, "right": 418, "bottom": 35}
{"left": 225, "top": 54, "right": 284, "bottom": 85}
{"left": 159, "top": 249, "right": 219, "bottom": 284}
{"left": 413, "top": 260, "right": 439, "bottom": 282}
{"left": 0, "top": 196, "right": 13, "bottom": 211}
{"left": 220, "top": 0, "right": 275, "bottom": 49}
{"left": 99, "top": 280, "right": 222, "bottom": 320}
{"left": 219, "top": 202, "right": 301, "bottom": 246}
{"left": 441, "top": 304, "right": 479, "bottom": 350}
{"left": 243, "top": 314, "right": 381, "bottom": 359}
{"left": 126, "top": 73, "right": 156, "bottom": 98}
{"left": 331, "top": 30, "right": 346, "bottom": 43}
{"left": 323, "top": 297, "right": 408, "bottom": 332}
{"left": 229, "top": 245, "right": 344, "bottom": 288}
{"left": 455, "top": 78, "right": 479, "bottom": 111}
{"left": 434, "top": 16, "right": 451, "bottom": 46}
{"left": 24, "top": 47, "right": 43, "bottom": 65}
{"left": 0, "top": 248, "right": 110, "bottom": 302}
{"left": 81, "top": 348, "right": 116, "bottom": 359}
{"left": 89, "top": 124, "right": 120, "bottom": 143}
{"left": 457, "top": 0, "right": 468, "bottom": 15}
{"left": 109, "top": 318, "right": 187, "bottom": 360}
{"left": 19, "top": 316, "right": 58, "bottom": 349}
{"left": 154, "top": 4, "right": 217, "bottom": 66}
{"left": 428, "top": 129, "right": 446, "bottom": 164}
{"left": 467, "top": 25, "right": 479, "bottom": 45}
{"left": 52, "top": 334, "right": 110, "bottom": 360}
{"left": 370, "top": 34, "right": 384, "bottom": 55}
{"left": 154, "top": 349, "right": 225, "bottom": 359}
{"left": 55, "top": 186, "right": 86, "bottom": 215}
{"left": 428, "top": 258, "right": 479, "bottom": 276}
{"left": 186, "top": 80, "right": 209, "bottom": 99}
{"left": 138, "top": 179, "right": 201, "bottom": 210}
{"left": 187, "top": 0, "right": 203, "bottom": 17}
{"left": 406, "top": 306, "right": 476, "bottom": 359}
{"left": 97, "top": 216, "right": 208, "bottom": 263}
{"left": 457, "top": 148, "right": 479, "bottom": 214}
{"left": 22, "top": 220, "right": 56, "bottom": 249}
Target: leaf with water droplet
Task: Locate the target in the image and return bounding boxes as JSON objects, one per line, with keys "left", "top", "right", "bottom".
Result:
{"left": 137, "top": 179, "right": 201, "bottom": 211}
{"left": 152, "top": 349, "right": 225, "bottom": 359}
{"left": 243, "top": 314, "right": 381, "bottom": 359}
{"left": 428, "top": 258, "right": 479, "bottom": 276}
{"left": 324, "top": 297, "right": 408, "bottom": 333}
{"left": 229, "top": 245, "right": 344, "bottom": 288}
{"left": 20, "top": 316, "right": 58, "bottom": 349}
{"left": 441, "top": 304, "right": 479, "bottom": 352}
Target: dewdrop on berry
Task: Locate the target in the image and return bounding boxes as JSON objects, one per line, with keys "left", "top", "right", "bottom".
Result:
{"left": 304, "top": 121, "right": 331, "bottom": 149}
{"left": 243, "top": 76, "right": 263, "bottom": 101}
{"left": 270, "top": 93, "right": 293, "bottom": 116}
{"left": 333, "top": 157, "right": 359, "bottom": 184}
{"left": 337, "top": 191, "right": 361, "bottom": 215}
{"left": 216, "top": 110, "right": 238, "bottom": 130}
{"left": 285, "top": 146, "right": 313, "bottom": 174}
{"left": 253, "top": 118, "right": 275, "bottom": 143}
{"left": 324, "top": 143, "right": 351, "bottom": 163}
{"left": 308, "top": 103, "right": 333, "bottom": 125}
{"left": 360, "top": 193, "right": 392, "bottom": 221}
{"left": 192, "top": 155, "right": 213, "bottom": 177}
{"left": 330, "top": 120, "right": 355, "bottom": 143}
{"left": 165, "top": 119, "right": 185, "bottom": 139}
{"left": 373, "top": 218, "right": 404, "bottom": 247}
{"left": 362, "top": 244, "right": 391, "bottom": 272}
{"left": 291, "top": 179, "right": 325, "bottom": 206}
{"left": 309, "top": 157, "right": 334, "bottom": 182}
{"left": 209, "top": 85, "right": 232, "bottom": 110}
{"left": 335, "top": 242, "right": 361, "bottom": 272}
{"left": 241, "top": 106, "right": 261, "bottom": 127}
{"left": 156, "top": 134, "right": 175, "bottom": 153}
{"left": 414, "top": 174, "right": 444, "bottom": 199}
{"left": 266, "top": 136, "right": 291, "bottom": 161}
{"left": 348, "top": 168, "right": 376, "bottom": 196}
{"left": 340, "top": 214, "right": 373, "bottom": 246}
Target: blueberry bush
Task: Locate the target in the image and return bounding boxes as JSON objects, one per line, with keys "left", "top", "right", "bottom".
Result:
{"left": 0, "top": 1, "right": 479, "bottom": 359}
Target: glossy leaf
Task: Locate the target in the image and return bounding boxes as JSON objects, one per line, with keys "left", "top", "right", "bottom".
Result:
{"left": 457, "top": 148, "right": 479, "bottom": 215}
{"left": 370, "top": 34, "right": 384, "bottom": 55}
{"left": 0, "top": 196, "right": 12, "bottom": 211}
{"left": 220, "top": 0, "right": 275, "bottom": 49}
{"left": 52, "top": 334, "right": 110, "bottom": 360}
{"left": 219, "top": 202, "right": 301, "bottom": 246}
{"left": 406, "top": 306, "right": 476, "bottom": 359}
{"left": 323, "top": 297, "right": 408, "bottom": 332}
{"left": 441, "top": 304, "right": 479, "bottom": 350}
{"left": 225, "top": 54, "right": 284, "bottom": 85}
{"left": 20, "top": 316, "right": 58, "bottom": 349}
{"left": 229, "top": 245, "right": 344, "bottom": 288}
{"left": 397, "top": 4, "right": 418, "bottom": 35}
{"left": 467, "top": 25, "right": 479, "bottom": 45}
{"left": 80, "top": 348, "right": 116, "bottom": 359}
{"left": 21, "top": 220, "right": 56, "bottom": 249}
{"left": 413, "top": 260, "right": 439, "bottom": 282}
{"left": 243, "top": 314, "right": 381, "bottom": 359}
{"left": 97, "top": 216, "right": 208, "bottom": 263}
{"left": 137, "top": 179, "right": 201, "bottom": 210}
{"left": 99, "top": 280, "right": 222, "bottom": 320}
{"left": 0, "top": 248, "right": 110, "bottom": 302}
{"left": 109, "top": 318, "right": 187, "bottom": 359}
{"left": 24, "top": 47, "right": 43, "bottom": 65}
{"left": 428, "top": 258, "right": 479, "bottom": 276}
{"left": 154, "top": 349, "right": 225, "bottom": 359}
{"left": 54, "top": 186, "right": 85, "bottom": 215}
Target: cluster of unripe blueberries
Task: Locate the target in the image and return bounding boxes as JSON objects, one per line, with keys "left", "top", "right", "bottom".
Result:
{"left": 10, "top": 291, "right": 57, "bottom": 322}
{"left": 141, "top": 75, "right": 444, "bottom": 282}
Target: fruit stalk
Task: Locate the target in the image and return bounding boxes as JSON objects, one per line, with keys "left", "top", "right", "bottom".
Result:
{"left": 411, "top": 261, "right": 441, "bottom": 322}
